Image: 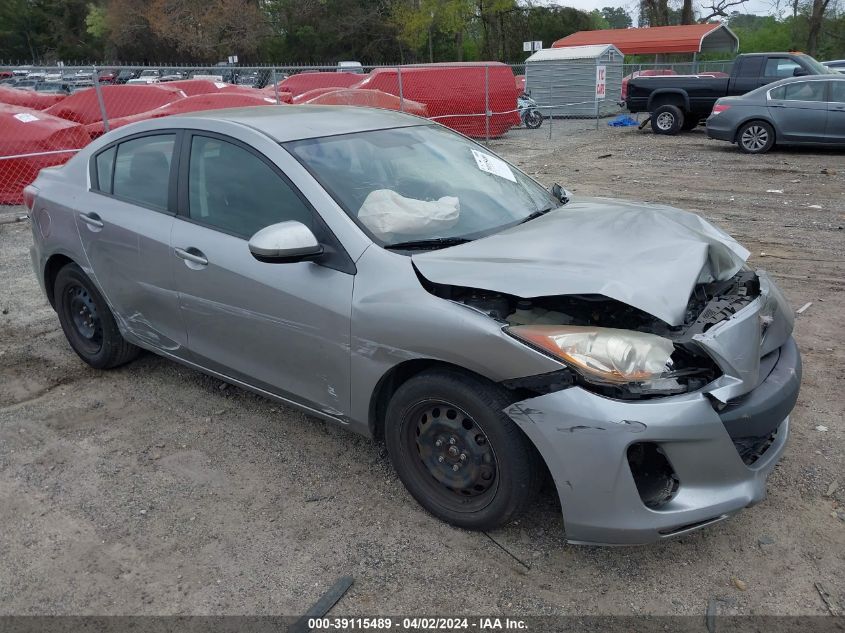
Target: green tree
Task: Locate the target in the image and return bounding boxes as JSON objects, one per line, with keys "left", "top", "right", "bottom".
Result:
{"left": 600, "top": 6, "right": 633, "bottom": 28}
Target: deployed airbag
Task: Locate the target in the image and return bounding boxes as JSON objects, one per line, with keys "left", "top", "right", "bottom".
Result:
{"left": 358, "top": 189, "right": 459, "bottom": 240}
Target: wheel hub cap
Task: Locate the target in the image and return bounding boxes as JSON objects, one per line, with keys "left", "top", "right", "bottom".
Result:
{"left": 742, "top": 126, "right": 768, "bottom": 151}
{"left": 414, "top": 404, "right": 496, "bottom": 497}
{"left": 656, "top": 112, "right": 674, "bottom": 130}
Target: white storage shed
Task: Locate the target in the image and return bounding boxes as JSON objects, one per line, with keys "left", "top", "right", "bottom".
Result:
{"left": 525, "top": 44, "right": 624, "bottom": 117}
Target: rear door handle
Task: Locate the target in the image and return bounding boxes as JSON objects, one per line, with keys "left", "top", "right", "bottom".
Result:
{"left": 79, "top": 212, "right": 104, "bottom": 230}
{"left": 174, "top": 247, "right": 208, "bottom": 267}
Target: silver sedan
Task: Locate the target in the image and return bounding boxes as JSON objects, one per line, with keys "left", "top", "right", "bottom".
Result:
{"left": 26, "top": 106, "right": 800, "bottom": 545}
{"left": 707, "top": 74, "right": 845, "bottom": 153}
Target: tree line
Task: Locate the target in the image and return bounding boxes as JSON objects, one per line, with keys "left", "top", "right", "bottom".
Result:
{"left": 0, "top": 0, "right": 842, "bottom": 65}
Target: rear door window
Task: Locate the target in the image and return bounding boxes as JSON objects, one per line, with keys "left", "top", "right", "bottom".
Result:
{"left": 830, "top": 81, "right": 845, "bottom": 103}
{"left": 111, "top": 134, "right": 176, "bottom": 211}
{"left": 94, "top": 146, "right": 116, "bottom": 194}
{"left": 781, "top": 81, "right": 826, "bottom": 102}
{"left": 737, "top": 56, "right": 764, "bottom": 77}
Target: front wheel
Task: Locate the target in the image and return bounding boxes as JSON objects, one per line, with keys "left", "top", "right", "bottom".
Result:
{"left": 737, "top": 120, "right": 775, "bottom": 154}
{"left": 524, "top": 109, "right": 543, "bottom": 129}
{"left": 385, "top": 369, "right": 543, "bottom": 530}
{"left": 650, "top": 104, "right": 684, "bottom": 135}
{"left": 54, "top": 263, "right": 140, "bottom": 369}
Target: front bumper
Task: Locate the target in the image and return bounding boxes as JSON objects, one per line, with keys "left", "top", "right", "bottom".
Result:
{"left": 505, "top": 336, "right": 799, "bottom": 545}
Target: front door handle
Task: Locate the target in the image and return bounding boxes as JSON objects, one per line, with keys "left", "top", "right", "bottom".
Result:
{"left": 79, "top": 212, "right": 104, "bottom": 230}
{"left": 174, "top": 247, "right": 208, "bottom": 267}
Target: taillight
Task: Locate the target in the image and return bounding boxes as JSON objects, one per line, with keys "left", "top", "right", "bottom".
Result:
{"left": 711, "top": 104, "right": 731, "bottom": 116}
{"left": 22, "top": 185, "right": 38, "bottom": 214}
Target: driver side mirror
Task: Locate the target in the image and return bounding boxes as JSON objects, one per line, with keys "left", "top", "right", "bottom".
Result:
{"left": 792, "top": 67, "right": 809, "bottom": 77}
{"left": 551, "top": 182, "right": 572, "bottom": 204}
{"left": 248, "top": 221, "right": 323, "bottom": 263}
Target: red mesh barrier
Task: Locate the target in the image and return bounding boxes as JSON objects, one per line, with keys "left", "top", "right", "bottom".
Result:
{"left": 84, "top": 92, "right": 279, "bottom": 138}
{"left": 158, "top": 79, "right": 250, "bottom": 96}
{"left": 0, "top": 104, "right": 90, "bottom": 204}
{"left": 0, "top": 86, "right": 67, "bottom": 110}
{"left": 275, "top": 72, "right": 363, "bottom": 97}
{"left": 353, "top": 63, "right": 519, "bottom": 138}
{"left": 44, "top": 84, "right": 187, "bottom": 125}
{"left": 299, "top": 88, "right": 428, "bottom": 117}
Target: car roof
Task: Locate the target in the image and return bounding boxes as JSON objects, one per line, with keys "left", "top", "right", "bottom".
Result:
{"left": 173, "top": 105, "right": 433, "bottom": 142}
{"left": 765, "top": 73, "right": 844, "bottom": 88}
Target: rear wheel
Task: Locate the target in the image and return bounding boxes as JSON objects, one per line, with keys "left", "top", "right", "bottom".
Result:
{"left": 524, "top": 109, "right": 543, "bottom": 129}
{"left": 54, "top": 263, "right": 140, "bottom": 369}
{"left": 737, "top": 120, "right": 775, "bottom": 154}
{"left": 650, "top": 104, "right": 684, "bottom": 135}
{"left": 385, "top": 369, "right": 542, "bottom": 530}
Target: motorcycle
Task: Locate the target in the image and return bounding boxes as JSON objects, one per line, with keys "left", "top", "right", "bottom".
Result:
{"left": 518, "top": 93, "right": 543, "bottom": 129}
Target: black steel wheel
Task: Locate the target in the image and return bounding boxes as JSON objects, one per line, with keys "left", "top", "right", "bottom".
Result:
{"left": 385, "top": 369, "right": 543, "bottom": 530}
{"left": 524, "top": 109, "right": 543, "bottom": 129}
{"left": 63, "top": 283, "right": 103, "bottom": 356}
{"left": 54, "top": 263, "right": 140, "bottom": 369}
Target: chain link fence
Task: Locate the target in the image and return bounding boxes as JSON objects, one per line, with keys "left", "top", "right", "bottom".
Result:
{"left": 0, "top": 60, "right": 732, "bottom": 206}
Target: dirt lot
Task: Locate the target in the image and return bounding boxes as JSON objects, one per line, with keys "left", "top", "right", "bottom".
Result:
{"left": 1, "top": 123, "right": 843, "bottom": 617}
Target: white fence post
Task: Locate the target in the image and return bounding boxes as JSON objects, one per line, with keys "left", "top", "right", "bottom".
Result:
{"left": 91, "top": 65, "right": 109, "bottom": 134}
{"left": 484, "top": 64, "right": 490, "bottom": 144}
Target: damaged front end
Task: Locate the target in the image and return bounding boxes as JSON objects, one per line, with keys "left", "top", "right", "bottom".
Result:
{"left": 420, "top": 268, "right": 763, "bottom": 401}
{"left": 417, "top": 266, "right": 800, "bottom": 545}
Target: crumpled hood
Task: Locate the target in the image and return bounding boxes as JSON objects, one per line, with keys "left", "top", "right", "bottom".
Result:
{"left": 412, "top": 197, "right": 750, "bottom": 326}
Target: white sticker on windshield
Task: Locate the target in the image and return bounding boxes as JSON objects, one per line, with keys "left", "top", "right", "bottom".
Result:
{"left": 471, "top": 149, "right": 516, "bottom": 183}
{"left": 14, "top": 113, "right": 39, "bottom": 123}
{"left": 214, "top": 82, "right": 227, "bottom": 89}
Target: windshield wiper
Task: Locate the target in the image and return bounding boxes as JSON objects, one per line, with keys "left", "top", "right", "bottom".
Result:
{"left": 519, "top": 204, "right": 558, "bottom": 225}
{"left": 384, "top": 236, "right": 472, "bottom": 251}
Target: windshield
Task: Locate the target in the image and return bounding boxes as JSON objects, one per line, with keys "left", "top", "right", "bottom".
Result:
{"left": 799, "top": 54, "right": 838, "bottom": 74}
{"left": 285, "top": 125, "right": 559, "bottom": 247}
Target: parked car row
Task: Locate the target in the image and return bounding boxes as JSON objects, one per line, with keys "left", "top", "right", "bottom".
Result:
{"left": 1, "top": 67, "right": 276, "bottom": 88}
{"left": 622, "top": 51, "right": 845, "bottom": 153}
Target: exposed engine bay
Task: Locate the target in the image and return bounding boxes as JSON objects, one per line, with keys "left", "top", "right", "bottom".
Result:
{"left": 420, "top": 269, "right": 761, "bottom": 399}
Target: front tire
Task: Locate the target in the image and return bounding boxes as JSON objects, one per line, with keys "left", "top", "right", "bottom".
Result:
{"left": 737, "top": 120, "right": 775, "bottom": 154}
{"left": 385, "top": 369, "right": 542, "bottom": 530}
{"left": 54, "top": 263, "right": 140, "bottom": 369}
{"left": 650, "top": 104, "right": 684, "bottom": 135}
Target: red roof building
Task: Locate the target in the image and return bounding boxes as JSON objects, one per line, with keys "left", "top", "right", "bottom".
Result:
{"left": 552, "top": 23, "right": 739, "bottom": 56}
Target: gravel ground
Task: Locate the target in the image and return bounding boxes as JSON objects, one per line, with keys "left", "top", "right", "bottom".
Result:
{"left": 1, "top": 123, "right": 843, "bottom": 617}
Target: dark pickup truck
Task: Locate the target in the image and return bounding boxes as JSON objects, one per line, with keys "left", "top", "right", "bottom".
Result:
{"left": 625, "top": 52, "right": 833, "bottom": 135}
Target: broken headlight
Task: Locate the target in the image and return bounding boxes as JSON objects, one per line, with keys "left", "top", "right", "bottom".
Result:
{"left": 506, "top": 325, "right": 706, "bottom": 397}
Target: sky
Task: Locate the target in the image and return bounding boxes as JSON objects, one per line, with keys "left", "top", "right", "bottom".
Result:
{"left": 538, "top": 0, "right": 783, "bottom": 23}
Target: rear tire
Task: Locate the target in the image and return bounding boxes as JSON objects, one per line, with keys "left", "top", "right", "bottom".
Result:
{"left": 385, "top": 369, "right": 542, "bottom": 530}
{"left": 650, "top": 104, "right": 684, "bottom": 135}
{"left": 736, "top": 120, "right": 775, "bottom": 154}
{"left": 54, "top": 263, "right": 140, "bottom": 369}
{"left": 524, "top": 110, "right": 543, "bottom": 129}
